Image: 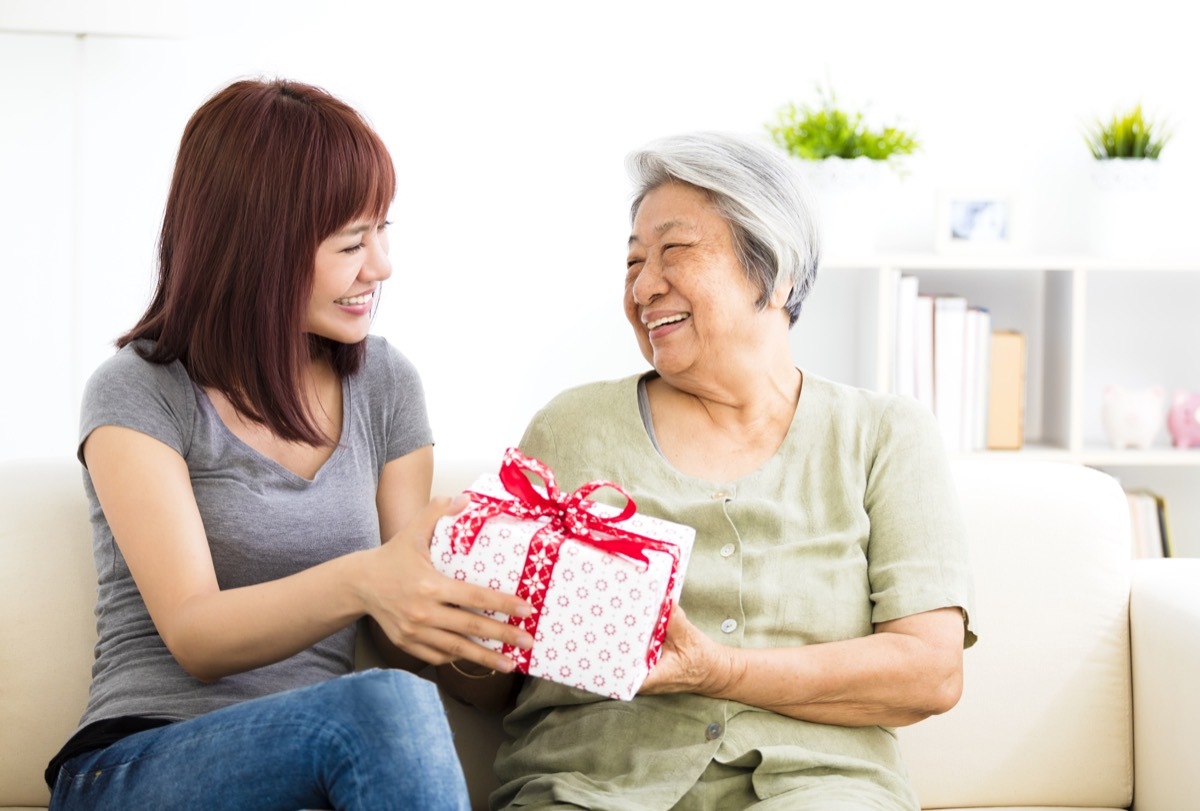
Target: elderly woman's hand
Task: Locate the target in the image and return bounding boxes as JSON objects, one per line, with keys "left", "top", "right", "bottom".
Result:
{"left": 638, "top": 603, "right": 739, "bottom": 696}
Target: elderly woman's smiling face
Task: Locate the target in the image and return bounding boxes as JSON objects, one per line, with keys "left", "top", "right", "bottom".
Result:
{"left": 624, "top": 182, "right": 771, "bottom": 380}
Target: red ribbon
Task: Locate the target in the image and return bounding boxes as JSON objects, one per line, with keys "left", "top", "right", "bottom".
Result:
{"left": 447, "top": 448, "right": 681, "bottom": 671}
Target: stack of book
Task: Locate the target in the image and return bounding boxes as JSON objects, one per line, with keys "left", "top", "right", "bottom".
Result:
{"left": 1125, "top": 489, "right": 1173, "bottom": 558}
{"left": 892, "top": 274, "right": 1026, "bottom": 453}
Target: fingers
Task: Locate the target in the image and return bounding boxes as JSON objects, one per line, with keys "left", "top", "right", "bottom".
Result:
{"left": 399, "top": 545, "right": 532, "bottom": 620}
{"left": 448, "top": 578, "right": 534, "bottom": 621}
{"left": 374, "top": 575, "right": 533, "bottom": 660}
{"left": 404, "top": 636, "right": 517, "bottom": 674}
{"left": 394, "top": 618, "right": 526, "bottom": 673}
{"left": 425, "top": 598, "right": 534, "bottom": 650}
{"left": 464, "top": 609, "right": 534, "bottom": 650}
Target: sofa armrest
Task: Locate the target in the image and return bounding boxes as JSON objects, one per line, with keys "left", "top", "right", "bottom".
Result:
{"left": 1130, "top": 558, "right": 1200, "bottom": 811}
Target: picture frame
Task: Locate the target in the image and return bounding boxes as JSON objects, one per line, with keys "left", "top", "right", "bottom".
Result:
{"left": 934, "top": 189, "right": 1021, "bottom": 254}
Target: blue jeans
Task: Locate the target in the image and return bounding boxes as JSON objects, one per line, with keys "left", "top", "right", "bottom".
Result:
{"left": 50, "top": 669, "right": 470, "bottom": 811}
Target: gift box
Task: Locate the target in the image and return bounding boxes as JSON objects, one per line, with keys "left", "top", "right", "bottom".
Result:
{"left": 430, "top": 448, "right": 694, "bottom": 700}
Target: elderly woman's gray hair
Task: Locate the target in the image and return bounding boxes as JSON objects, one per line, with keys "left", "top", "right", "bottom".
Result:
{"left": 625, "top": 132, "right": 820, "bottom": 326}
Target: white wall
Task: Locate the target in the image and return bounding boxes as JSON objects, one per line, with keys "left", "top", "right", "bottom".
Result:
{"left": 2, "top": 0, "right": 1198, "bottom": 467}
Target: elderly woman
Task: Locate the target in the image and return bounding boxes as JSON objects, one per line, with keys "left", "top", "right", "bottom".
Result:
{"left": 489, "top": 132, "right": 976, "bottom": 811}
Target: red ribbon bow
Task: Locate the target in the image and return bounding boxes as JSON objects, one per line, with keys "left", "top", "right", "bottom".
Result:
{"left": 447, "top": 448, "right": 681, "bottom": 671}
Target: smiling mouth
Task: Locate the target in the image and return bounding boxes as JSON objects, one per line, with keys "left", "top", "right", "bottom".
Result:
{"left": 335, "top": 292, "right": 373, "bottom": 306}
{"left": 646, "top": 313, "right": 690, "bottom": 330}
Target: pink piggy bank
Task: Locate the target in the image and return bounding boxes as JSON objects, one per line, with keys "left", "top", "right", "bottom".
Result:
{"left": 1167, "top": 390, "right": 1200, "bottom": 449}
{"left": 1102, "top": 385, "right": 1165, "bottom": 450}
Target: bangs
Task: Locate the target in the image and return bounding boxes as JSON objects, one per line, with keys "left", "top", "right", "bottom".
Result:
{"left": 308, "top": 108, "right": 397, "bottom": 237}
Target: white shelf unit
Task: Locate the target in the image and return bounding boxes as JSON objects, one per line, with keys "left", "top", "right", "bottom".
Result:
{"left": 790, "top": 253, "right": 1200, "bottom": 557}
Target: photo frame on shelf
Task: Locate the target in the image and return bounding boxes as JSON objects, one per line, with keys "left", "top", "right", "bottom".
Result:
{"left": 934, "top": 189, "right": 1021, "bottom": 254}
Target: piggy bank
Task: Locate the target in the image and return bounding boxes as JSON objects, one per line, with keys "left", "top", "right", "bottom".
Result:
{"left": 1102, "top": 385, "right": 1165, "bottom": 450}
{"left": 1167, "top": 390, "right": 1200, "bottom": 449}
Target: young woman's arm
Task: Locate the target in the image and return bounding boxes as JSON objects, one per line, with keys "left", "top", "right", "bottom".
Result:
{"left": 84, "top": 426, "right": 531, "bottom": 682}
{"left": 366, "top": 447, "right": 433, "bottom": 672}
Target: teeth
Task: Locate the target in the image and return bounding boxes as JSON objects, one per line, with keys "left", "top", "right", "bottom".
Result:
{"left": 336, "top": 293, "right": 372, "bottom": 306}
{"left": 647, "top": 313, "right": 689, "bottom": 330}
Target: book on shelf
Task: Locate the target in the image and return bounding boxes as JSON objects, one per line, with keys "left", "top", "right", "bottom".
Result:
{"left": 932, "top": 294, "right": 968, "bottom": 453}
{"left": 986, "top": 330, "right": 1026, "bottom": 450}
{"left": 891, "top": 278, "right": 1018, "bottom": 454}
{"left": 1124, "top": 489, "right": 1173, "bottom": 558}
{"left": 962, "top": 306, "right": 992, "bottom": 452}
{"left": 913, "top": 293, "right": 935, "bottom": 414}
{"left": 893, "top": 274, "right": 920, "bottom": 399}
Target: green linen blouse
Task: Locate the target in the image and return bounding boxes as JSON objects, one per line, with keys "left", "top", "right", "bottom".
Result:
{"left": 493, "top": 372, "right": 976, "bottom": 811}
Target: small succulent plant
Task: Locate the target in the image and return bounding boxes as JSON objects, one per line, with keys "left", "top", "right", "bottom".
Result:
{"left": 1084, "top": 105, "right": 1171, "bottom": 159}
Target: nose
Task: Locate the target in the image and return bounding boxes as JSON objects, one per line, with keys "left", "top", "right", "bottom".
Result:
{"left": 361, "top": 234, "right": 392, "bottom": 282}
{"left": 630, "top": 255, "right": 667, "bottom": 306}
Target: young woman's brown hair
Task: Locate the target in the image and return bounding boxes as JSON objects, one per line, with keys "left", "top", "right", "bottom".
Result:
{"left": 120, "top": 78, "right": 396, "bottom": 444}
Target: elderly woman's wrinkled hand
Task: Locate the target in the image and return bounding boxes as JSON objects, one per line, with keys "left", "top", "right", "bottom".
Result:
{"left": 638, "top": 603, "right": 739, "bottom": 697}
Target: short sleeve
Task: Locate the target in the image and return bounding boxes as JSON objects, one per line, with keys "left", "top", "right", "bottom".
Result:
{"left": 77, "top": 345, "right": 196, "bottom": 465}
{"left": 367, "top": 338, "right": 434, "bottom": 464}
{"left": 865, "top": 397, "right": 977, "bottom": 648}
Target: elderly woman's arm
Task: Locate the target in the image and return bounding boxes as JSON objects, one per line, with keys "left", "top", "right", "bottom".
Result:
{"left": 639, "top": 604, "right": 964, "bottom": 727}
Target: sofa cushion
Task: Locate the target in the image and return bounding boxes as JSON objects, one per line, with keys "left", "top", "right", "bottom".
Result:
{"left": 900, "top": 460, "right": 1133, "bottom": 809}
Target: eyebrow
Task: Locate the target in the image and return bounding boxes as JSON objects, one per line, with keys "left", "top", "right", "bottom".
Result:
{"left": 336, "top": 223, "right": 372, "bottom": 237}
{"left": 628, "top": 218, "right": 687, "bottom": 247}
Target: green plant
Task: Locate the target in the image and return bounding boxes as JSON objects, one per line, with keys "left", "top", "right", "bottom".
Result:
{"left": 1084, "top": 105, "right": 1171, "bottom": 159}
{"left": 766, "top": 87, "right": 919, "bottom": 163}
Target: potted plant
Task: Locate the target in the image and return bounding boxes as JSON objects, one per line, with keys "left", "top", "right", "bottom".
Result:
{"left": 766, "top": 87, "right": 920, "bottom": 168}
{"left": 1084, "top": 104, "right": 1171, "bottom": 161}
{"left": 1084, "top": 104, "right": 1171, "bottom": 190}
{"left": 765, "top": 86, "right": 919, "bottom": 256}
{"left": 1083, "top": 104, "right": 1174, "bottom": 258}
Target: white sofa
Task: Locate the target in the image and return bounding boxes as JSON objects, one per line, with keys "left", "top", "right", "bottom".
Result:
{"left": 2, "top": 456, "right": 1199, "bottom": 811}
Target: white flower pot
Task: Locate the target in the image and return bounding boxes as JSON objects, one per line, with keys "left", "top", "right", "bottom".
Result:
{"left": 1087, "top": 159, "right": 1166, "bottom": 260}
{"left": 795, "top": 156, "right": 887, "bottom": 259}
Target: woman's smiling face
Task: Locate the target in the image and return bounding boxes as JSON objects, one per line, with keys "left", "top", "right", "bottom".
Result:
{"left": 624, "top": 182, "right": 767, "bottom": 379}
{"left": 305, "top": 218, "right": 392, "bottom": 344}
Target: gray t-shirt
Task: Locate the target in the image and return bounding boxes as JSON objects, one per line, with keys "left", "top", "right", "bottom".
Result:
{"left": 73, "top": 335, "right": 432, "bottom": 730}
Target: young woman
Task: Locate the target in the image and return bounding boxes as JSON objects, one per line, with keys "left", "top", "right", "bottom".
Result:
{"left": 46, "top": 77, "right": 532, "bottom": 811}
